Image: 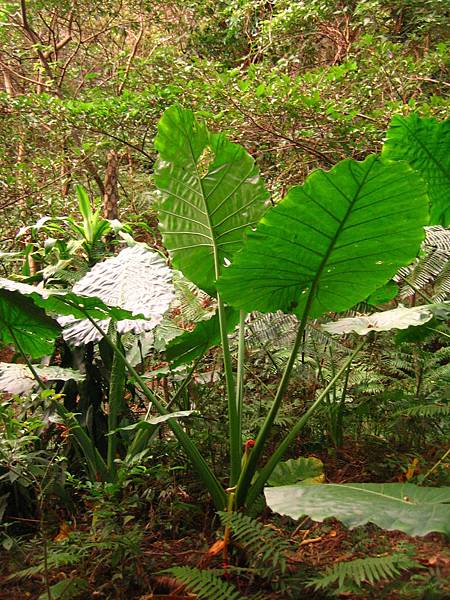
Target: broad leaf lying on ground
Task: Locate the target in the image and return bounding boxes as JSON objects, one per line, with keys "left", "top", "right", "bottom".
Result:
{"left": 165, "top": 307, "right": 240, "bottom": 367}
{"left": 267, "top": 456, "right": 324, "bottom": 486}
{"left": 322, "top": 302, "right": 450, "bottom": 335}
{"left": 154, "top": 105, "right": 268, "bottom": 294}
{"left": 0, "top": 363, "right": 84, "bottom": 394}
{"left": 218, "top": 156, "right": 429, "bottom": 318}
{"left": 0, "top": 289, "right": 60, "bottom": 358}
{"left": 59, "top": 246, "right": 175, "bottom": 345}
{"left": 382, "top": 113, "right": 450, "bottom": 226}
{"left": 265, "top": 482, "right": 450, "bottom": 536}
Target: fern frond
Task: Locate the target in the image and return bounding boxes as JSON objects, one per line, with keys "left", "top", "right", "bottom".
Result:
{"left": 218, "top": 511, "right": 290, "bottom": 575}
{"left": 245, "top": 311, "right": 298, "bottom": 348}
{"left": 395, "top": 403, "right": 450, "bottom": 418}
{"left": 397, "top": 226, "right": 450, "bottom": 301}
{"left": 163, "top": 566, "right": 245, "bottom": 600}
{"left": 307, "top": 553, "right": 418, "bottom": 592}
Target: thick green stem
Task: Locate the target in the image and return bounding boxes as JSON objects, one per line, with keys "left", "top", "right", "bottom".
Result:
{"left": 216, "top": 293, "right": 241, "bottom": 487}
{"left": 127, "top": 359, "right": 200, "bottom": 458}
{"left": 245, "top": 340, "right": 365, "bottom": 508}
{"left": 107, "top": 330, "right": 126, "bottom": 477}
{"left": 235, "top": 312, "right": 309, "bottom": 506}
{"left": 235, "top": 311, "right": 246, "bottom": 447}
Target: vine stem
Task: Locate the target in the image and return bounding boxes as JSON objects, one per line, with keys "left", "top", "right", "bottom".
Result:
{"left": 235, "top": 307, "right": 310, "bottom": 507}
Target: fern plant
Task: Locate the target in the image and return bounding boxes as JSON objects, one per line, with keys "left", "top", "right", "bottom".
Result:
{"left": 397, "top": 225, "right": 450, "bottom": 302}
{"left": 163, "top": 566, "right": 246, "bottom": 600}
{"left": 218, "top": 511, "right": 290, "bottom": 577}
{"left": 307, "top": 553, "right": 420, "bottom": 595}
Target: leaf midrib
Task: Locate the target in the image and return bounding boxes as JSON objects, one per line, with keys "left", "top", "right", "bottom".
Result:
{"left": 301, "top": 158, "right": 377, "bottom": 310}
{"left": 323, "top": 483, "right": 447, "bottom": 505}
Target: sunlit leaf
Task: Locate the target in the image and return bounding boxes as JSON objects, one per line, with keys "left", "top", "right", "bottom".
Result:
{"left": 59, "top": 245, "right": 175, "bottom": 345}
{"left": 219, "top": 156, "right": 429, "bottom": 318}
{"left": 322, "top": 302, "right": 449, "bottom": 335}
{"left": 0, "top": 363, "right": 84, "bottom": 394}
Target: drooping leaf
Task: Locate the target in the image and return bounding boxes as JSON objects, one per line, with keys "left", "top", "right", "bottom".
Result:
{"left": 267, "top": 456, "right": 324, "bottom": 486}
{"left": 0, "top": 289, "right": 60, "bottom": 359}
{"left": 165, "top": 307, "right": 240, "bottom": 367}
{"left": 0, "top": 277, "right": 137, "bottom": 320}
{"left": 111, "top": 410, "right": 197, "bottom": 433}
{"left": 322, "top": 302, "right": 450, "bottom": 335}
{"left": 218, "top": 156, "right": 429, "bottom": 318}
{"left": 265, "top": 482, "right": 450, "bottom": 536}
{"left": 382, "top": 113, "right": 450, "bottom": 226}
{"left": 0, "top": 363, "right": 84, "bottom": 394}
{"left": 58, "top": 246, "right": 175, "bottom": 345}
{"left": 154, "top": 105, "right": 268, "bottom": 294}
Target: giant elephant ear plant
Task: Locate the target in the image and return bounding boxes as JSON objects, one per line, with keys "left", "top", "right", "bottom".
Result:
{"left": 153, "top": 105, "right": 432, "bottom": 512}
{"left": 1, "top": 108, "right": 448, "bottom": 534}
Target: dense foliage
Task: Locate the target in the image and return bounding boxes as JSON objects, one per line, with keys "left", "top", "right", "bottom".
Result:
{"left": 0, "top": 2, "right": 449, "bottom": 599}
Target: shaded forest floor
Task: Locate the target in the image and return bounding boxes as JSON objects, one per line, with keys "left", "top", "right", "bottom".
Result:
{"left": 1, "top": 440, "right": 449, "bottom": 600}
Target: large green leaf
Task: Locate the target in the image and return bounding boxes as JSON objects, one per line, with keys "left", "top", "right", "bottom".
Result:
{"left": 154, "top": 105, "right": 268, "bottom": 294}
{"left": 0, "top": 289, "right": 60, "bottom": 358}
{"left": 265, "top": 482, "right": 450, "bottom": 537}
{"left": 165, "top": 307, "right": 240, "bottom": 367}
{"left": 382, "top": 113, "right": 450, "bottom": 226}
{"left": 218, "top": 156, "right": 429, "bottom": 318}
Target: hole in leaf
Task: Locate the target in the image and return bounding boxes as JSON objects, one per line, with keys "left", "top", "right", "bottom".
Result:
{"left": 197, "top": 146, "right": 215, "bottom": 177}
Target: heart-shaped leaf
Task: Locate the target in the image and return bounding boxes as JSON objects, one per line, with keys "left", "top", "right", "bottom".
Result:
{"left": 154, "top": 105, "right": 268, "bottom": 294}
{"left": 219, "top": 156, "right": 429, "bottom": 318}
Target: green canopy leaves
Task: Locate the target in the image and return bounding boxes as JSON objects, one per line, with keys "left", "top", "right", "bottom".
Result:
{"left": 154, "top": 105, "right": 268, "bottom": 294}
{"left": 219, "top": 156, "right": 429, "bottom": 318}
